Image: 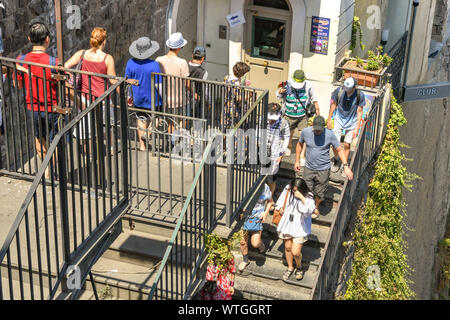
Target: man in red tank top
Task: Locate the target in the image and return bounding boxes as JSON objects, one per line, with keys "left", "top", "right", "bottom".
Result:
{"left": 16, "top": 23, "right": 59, "bottom": 172}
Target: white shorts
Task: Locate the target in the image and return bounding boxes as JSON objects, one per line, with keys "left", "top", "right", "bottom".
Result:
{"left": 333, "top": 122, "right": 355, "bottom": 144}
{"left": 278, "top": 233, "right": 309, "bottom": 244}
{"left": 73, "top": 96, "right": 115, "bottom": 139}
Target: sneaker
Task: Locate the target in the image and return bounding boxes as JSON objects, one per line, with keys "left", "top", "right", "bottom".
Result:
{"left": 331, "top": 157, "right": 341, "bottom": 173}
{"left": 295, "top": 267, "right": 304, "bottom": 280}
{"left": 239, "top": 261, "right": 250, "bottom": 272}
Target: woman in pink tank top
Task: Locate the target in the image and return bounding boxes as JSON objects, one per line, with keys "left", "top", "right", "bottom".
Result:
{"left": 64, "top": 27, "right": 117, "bottom": 143}
{"left": 65, "top": 27, "right": 117, "bottom": 98}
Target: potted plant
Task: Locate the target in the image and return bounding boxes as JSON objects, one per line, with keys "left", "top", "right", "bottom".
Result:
{"left": 342, "top": 46, "right": 393, "bottom": 87}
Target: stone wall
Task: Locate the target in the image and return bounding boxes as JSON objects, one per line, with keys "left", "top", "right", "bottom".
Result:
{"left": 0, "top": 0, "right": 170, "bottom": 74}
{"left": 400, "top": 0, "right": 450, "bottom": 300}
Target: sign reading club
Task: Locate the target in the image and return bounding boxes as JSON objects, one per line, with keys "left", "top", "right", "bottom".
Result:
{"left": 403, "top": 82, "right": 450, "bottom": 102}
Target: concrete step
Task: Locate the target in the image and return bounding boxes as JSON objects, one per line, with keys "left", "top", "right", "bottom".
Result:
{"left": 0, "top": 276, "right": 66, "bottom": 300}
{"left": 103, "top": 229, "right": 170, "bottom": 268}
{"left": 232, "top": 273, "right": 311, "bottom": 300}
{"left": 103, "top": 227, "right": 201, "bottom": 269}
{"left": 245, "top": 238, "right": 323, "bottom": 266}
{"left": 78, "top": 289, "right": 125, "bottom": 300}
{"left": 273, "top": 177, "right": 343, "bottom": 203}
{"left": 122, "top": 214, "right": 176, "bottom": 238}
{"left": 85, "top": 256, "right": 156, "bottom": 300}
{"left": 233, "top": 252, "right": 318, "bottom": 290}
{"left": 263, "top": 213, "right": 330, "bottom": 246}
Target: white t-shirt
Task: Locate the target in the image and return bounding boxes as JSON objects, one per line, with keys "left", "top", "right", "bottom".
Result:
{"left": 275, "top": 185, "right": 315, "bottom": 238}
{"left": 156, "top": 54, "right": 189, "bottom": 108}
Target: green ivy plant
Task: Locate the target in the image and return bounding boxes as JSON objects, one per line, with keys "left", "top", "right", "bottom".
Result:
{"left": 342, "top": 92, "right": 418, "bottom": 300}
{"left": 204, "top": 233, "right": 241, "bottom": 274}
{"left": 350, "top": 16, "right": 365, "bottom": 53}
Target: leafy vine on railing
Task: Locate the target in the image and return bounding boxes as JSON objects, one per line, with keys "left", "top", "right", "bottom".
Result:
{"left": 342, "top": 92, "right": 419, "bottom": 300}
{"left": 350, "top": 16, "right": 365, "bottom": 53}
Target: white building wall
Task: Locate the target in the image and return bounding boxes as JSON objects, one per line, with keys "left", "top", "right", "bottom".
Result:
{"left": 301, "top": 0, "right": 351, "bottom": 83}
{"left": 173, "top": 0, "right": 355, "bottom": 84}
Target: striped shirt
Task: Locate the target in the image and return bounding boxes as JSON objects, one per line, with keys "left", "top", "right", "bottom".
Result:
{"left": 277, "top": 80, "right": 318, "bottom": 118}
{"left": 266, "top": 118, "right": 290, "bottom": 158}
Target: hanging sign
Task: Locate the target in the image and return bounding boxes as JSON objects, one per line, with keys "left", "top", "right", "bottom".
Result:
{"left": 403, "top": 82, "right": 450, "bottom": 102}
{"left": 226, "top": 10, "right": 246, "bottom": 28}
{"left": 310, "top": 16, "right": 330, "bottom": 55}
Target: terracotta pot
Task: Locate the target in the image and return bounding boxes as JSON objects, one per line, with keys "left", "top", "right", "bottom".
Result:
{"left": 342, "top": 60, "right": 382, "bottom": 88}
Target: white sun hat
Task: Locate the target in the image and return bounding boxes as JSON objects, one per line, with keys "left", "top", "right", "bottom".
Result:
{"left": 166, "top": 32, "right": 188, "bottom": 49}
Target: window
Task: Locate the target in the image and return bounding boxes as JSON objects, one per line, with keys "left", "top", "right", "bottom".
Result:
{"left": 251, "top": 16, "right": 286, "bottom": 61}
{"left": 253, "top": 0, "right": 290, "bottom": 11}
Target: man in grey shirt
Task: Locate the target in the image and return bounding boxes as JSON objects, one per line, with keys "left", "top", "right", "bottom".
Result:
{"left": 294, "top": 116, "right": 353, "bottom": 218}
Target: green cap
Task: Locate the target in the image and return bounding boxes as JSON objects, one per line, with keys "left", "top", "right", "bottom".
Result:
{"left": 293, "top": 70, "right": 306, "bottom": 82}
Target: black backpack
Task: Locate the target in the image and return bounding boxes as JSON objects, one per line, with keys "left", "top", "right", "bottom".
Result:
{"left": 337, "top": 87, "right": 363, "bottom": 107}
{"left": 189, "top": 64, "right": 206, "bottom": 98}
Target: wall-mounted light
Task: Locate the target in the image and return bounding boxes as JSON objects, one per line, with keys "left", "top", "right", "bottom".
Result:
{"left": 381, "top": 29, "right": 390, "bottom": 46}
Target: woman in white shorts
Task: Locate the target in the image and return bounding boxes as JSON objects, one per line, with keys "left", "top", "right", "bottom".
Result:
{"left": 276, "top": 178, "right": 315, "bottom": 280}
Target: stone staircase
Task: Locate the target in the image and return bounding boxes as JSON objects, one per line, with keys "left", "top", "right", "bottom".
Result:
{"left": 82, "top": 135, "right": 347, "bottom": 300}
{"left": 230, "top": 140, "right": 346, "bottom": 300}
{"left": 0, "top": 142, "right": 347, "bottom": 301}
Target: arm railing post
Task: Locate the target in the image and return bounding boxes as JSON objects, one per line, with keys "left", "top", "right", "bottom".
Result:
{"left": 119, "top": 81, "right": 129, "bottom": 201}
{"left": 57, "top": 139, "right": 72, "bottom": 293}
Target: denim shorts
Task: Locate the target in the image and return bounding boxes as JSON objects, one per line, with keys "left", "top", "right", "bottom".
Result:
{"left": 27, "top": 109, "right": 59, "bottom": 142}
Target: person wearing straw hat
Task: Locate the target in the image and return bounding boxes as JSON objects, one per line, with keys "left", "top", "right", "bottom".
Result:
{"left": 156, "top": 32, "right": 190, "bottom": 144}
{"left": 156, "top": 32, "right": 190, "bottom": 111}
{"left": 125, "top": 37, "right": 162, "bottom": 151}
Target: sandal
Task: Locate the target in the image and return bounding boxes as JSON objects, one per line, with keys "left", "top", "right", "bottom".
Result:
{"left": 238, "top": 261, "right": 250, "bottom": 272}
{"left": 311, "top": 208, "right": 320, "bottom": 219}
{"left": 295, "top": 267, "right": 304, "bottom": 280}
{"left": 282, "top": 269, "right": 294, "bottom": 280}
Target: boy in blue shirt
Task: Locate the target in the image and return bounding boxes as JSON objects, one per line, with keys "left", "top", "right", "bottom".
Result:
{"left": 125, "top": 37, "right": 162, "bottom": 151}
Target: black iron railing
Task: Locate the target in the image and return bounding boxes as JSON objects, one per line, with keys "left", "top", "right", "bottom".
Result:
{"left": 310, "top": 86, "right": 391, "bottom": 300}
{"left": 0, "top": 57, "right": 131, "bottom": 300}
{"left": 386, "top": 32, "right": 408, "bottom": 100}
{"left": 225, "top": 90, "right": 269, "bottom": 227}
{"left": 147, "top": 88, "right": 270, "bottom": 300}
{"left": 126, "top": 73, "right": 267, "bottom": 223}
{"left": 0, "top": 56, "right": 269, "bottom": 300}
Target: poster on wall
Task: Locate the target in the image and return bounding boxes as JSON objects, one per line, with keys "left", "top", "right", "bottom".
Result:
{"left": 310, "top": 16, "right": 330, "bottom": 55}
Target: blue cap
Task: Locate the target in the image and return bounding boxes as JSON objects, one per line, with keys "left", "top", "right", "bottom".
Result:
{"left": 193, "top": 46, "right": 206, "bottom": 59}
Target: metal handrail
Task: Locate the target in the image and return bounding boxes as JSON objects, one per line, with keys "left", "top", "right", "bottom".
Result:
{"left": 0, "top": 56, "right": 138, "bottom": 85}
{"left": 147, "top": 134, "right": 219, "bottom": 300}
{"left": 0, "top": 80, "right": 124, "bottom": 300}
{"left": 309, "top": 87, "right": 389, "bottom": 299}
{"left": 230, "top": 89, "right": 269, "bottom": 132}
{"left": 0, "top": 80, "right": 122, "bottom": 264}
{"left": 150, "top": 72, "right": 267, "bottom": 93}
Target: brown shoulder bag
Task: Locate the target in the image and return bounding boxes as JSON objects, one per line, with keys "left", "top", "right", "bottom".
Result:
{"left": 272, "top": 189, "right": 290, "bottom": 226}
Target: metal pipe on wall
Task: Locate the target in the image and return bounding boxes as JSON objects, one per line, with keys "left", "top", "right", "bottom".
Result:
{"left": 402, "top": 0, "right": 420, "bottom": 99}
